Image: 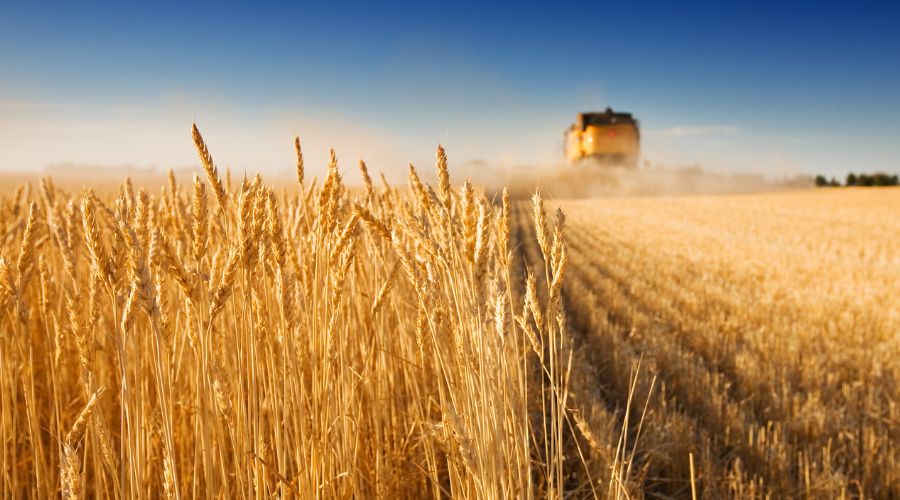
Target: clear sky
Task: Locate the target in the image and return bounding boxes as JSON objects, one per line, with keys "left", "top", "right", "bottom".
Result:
{"left": 2, "top": 0, "right": 899, "bottom": 180}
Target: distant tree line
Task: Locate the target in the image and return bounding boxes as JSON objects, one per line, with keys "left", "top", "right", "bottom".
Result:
{"left": 815, "top": 172, "right": 899, "bottom": 187}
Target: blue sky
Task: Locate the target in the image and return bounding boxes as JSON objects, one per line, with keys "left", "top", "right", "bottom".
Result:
{"left": 1, "top": 0, "right": 899, "bottom": 179}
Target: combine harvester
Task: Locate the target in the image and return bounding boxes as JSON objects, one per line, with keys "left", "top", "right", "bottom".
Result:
{"left": 564, "top": 108, "right": 640, "bottom": 167}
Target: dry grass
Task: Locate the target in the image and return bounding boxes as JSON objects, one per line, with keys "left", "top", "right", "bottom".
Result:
{"left": 0, "top": 125, "right": 585, "bottom": 499}
{"left": 518, "top": 189, "right": 899, "bottom": 498}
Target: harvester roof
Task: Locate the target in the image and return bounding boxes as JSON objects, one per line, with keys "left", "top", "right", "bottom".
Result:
{"left": 576, "top": 108, "right": 638, "bottom": 129}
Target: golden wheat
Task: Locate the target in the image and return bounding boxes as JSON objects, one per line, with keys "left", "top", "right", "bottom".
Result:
{"left": 0, "top": 124, "right": 581, "bottom": 499}
{"left": 6, "top": 123, "right": 888, "bottom": 499}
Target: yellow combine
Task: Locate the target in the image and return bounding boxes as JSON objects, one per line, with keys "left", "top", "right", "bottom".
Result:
{"left": 564, "top": 108, "right": 640, "bottom": 167}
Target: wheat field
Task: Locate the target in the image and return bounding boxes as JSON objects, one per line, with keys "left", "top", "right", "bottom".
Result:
{"left": 0, "top": 125, "right": 585, "bottom": 499}
{"left": 0, "top": 125, "right": 897, "bottom": 499}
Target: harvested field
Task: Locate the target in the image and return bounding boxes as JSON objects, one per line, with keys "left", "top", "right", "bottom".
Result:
{"left": 513, "top": 188, "right": 899, "bottom": 498}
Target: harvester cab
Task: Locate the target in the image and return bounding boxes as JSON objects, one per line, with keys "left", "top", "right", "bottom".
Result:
{"left": 565, "top": 108, "right": 640, "bottom": 167}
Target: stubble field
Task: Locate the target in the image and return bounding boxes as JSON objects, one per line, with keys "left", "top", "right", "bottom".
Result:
{"left": 519, "top": 188, "right": 899, "bottom": 498}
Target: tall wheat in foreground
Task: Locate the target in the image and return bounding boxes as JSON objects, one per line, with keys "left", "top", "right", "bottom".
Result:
{"left": 0, "top": 125, "right": 583, "bottom": 498}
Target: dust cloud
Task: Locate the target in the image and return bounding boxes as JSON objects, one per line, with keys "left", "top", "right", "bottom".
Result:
{"left": 467, "top": 160, "right": 812, "bottom": 200}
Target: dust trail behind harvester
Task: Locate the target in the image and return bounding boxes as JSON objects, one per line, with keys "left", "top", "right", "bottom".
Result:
{"left": 474, "top": 160, "right": 811, "bottom": 200}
